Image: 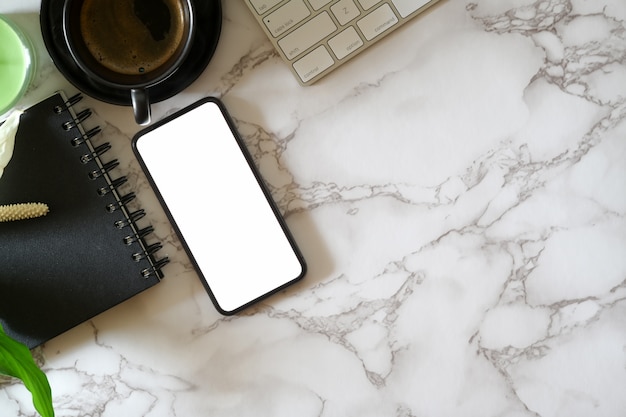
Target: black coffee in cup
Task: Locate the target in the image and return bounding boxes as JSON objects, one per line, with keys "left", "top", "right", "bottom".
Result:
{"left": 63, "top": 0, "right": 195, "bottom": 125}
{"left": 79, "top": 0, "right": 185, "bottom": 77}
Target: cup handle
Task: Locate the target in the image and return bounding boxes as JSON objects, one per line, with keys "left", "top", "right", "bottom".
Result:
{"left": 131, "top": 88, "right": 151, "bottom": 125}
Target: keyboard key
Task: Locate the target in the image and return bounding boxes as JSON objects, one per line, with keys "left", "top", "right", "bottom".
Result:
{"left": 391, "top": 0, "right": 432, "bottom": 18}
{"left": 278, "top": 12, "right": 337, "bottom": 60}
{"left": 331, "top": 0, "right": 361, "bottom": 26}
{"left": 264, "top": 0, "right": 311, "bottom": 37}
{"left": 248, "top": 0, "right": 283, "bottom": 15}
{"left": 293, "top": 45, "right": 335, "bottom": 82}
{"left": 357, "top": 4, "right": 398, "bottom": 41}
{"left": 328, "top": 27, "right": 363, "bottom": 59}
{"left": 357, "top": 0, "right": 382, "bottom": 10}
{"left": 243, "top": 0, "right": 442, "bottom": 85}
{"left": 308, "top": 0, "right": 333, "bottom": 10}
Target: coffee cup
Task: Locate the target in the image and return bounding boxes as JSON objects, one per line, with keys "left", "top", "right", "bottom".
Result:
{"left": 62, "top": 0, "right": 195, "bottom": 125}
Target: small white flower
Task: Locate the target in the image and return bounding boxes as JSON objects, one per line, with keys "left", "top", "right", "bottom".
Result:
{"left": 0, "top": 110, "right": 23, "bottom": 180}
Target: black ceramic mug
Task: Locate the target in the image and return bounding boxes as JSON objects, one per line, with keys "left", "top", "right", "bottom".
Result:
{"left": 62, "top": 0, "right": 195, "bottom": 125}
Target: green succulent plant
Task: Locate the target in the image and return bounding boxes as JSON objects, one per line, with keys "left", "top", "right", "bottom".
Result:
{"left": 0, "top": 323, "right": 54, "bottom": 417}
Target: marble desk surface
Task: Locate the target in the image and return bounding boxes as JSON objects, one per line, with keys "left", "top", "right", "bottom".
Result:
{"left": 1, "top": 0, "right": 625, "bottom": 416}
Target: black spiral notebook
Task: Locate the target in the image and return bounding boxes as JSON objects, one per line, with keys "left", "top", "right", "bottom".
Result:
{"left": 0, "top": 92, "right": 169, "bottom": 348}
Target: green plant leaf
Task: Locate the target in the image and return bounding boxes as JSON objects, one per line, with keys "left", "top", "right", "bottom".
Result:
{"left": 0, "top": 324, "right": 54, "bottom": 417}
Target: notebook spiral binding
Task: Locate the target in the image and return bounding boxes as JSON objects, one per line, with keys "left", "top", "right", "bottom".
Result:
{"left": 58, "top": 93, "right": 169, "bottom": 279}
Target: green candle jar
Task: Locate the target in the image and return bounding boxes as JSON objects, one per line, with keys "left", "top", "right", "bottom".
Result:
{"left": 0, "top": 15, "right": 36, "bottom": 116}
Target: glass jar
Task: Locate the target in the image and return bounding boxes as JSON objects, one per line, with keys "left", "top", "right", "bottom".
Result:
{"left": 0, "top": 15, "right": 36, "bottom": 116}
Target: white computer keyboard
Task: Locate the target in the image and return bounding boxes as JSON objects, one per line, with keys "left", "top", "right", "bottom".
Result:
{"left": 244, "top": 0, "right": 441, "bottom": 85}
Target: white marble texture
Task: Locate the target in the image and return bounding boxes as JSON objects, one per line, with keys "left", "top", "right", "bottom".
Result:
{"left": 1, "top": 0, "right": 625, "bottom": 416}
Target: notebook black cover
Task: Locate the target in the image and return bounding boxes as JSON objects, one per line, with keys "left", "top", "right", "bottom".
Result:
{"left": 0, "top": 92, "right": 167, "bottom": 348}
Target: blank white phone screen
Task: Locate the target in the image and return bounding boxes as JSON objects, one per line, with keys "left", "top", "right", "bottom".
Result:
{"left": 133, "top": 99, "right": 305, "bottom": 314}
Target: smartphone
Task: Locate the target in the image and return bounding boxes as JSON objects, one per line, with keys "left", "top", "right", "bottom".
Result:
{"left": 132, "top": 97, "right": 306, "bottom": 315}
